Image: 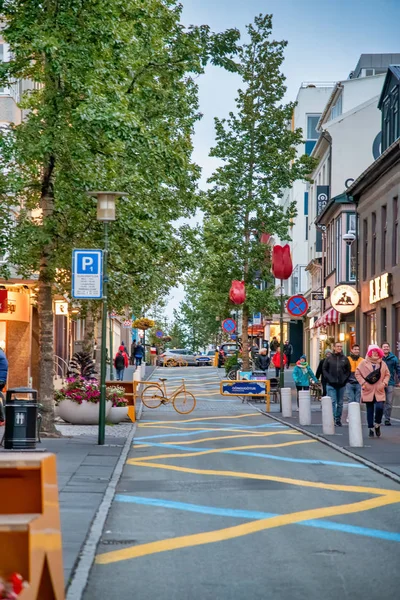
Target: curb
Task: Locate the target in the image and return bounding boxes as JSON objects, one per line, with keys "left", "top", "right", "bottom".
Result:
{"left": 66, "top": 366, "right": 153, "bottom": 600}
{"left": 249, "top": 402, "right": 400, "bottom": 486}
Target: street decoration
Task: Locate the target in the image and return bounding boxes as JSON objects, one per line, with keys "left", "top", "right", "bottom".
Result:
{"left": 271, "top": 244, "right": 293, "bottom": 280}
{"left": 286, "top": 295, "right": 309, "bottom": 317}
{"left": 222, "top": 318, "right": 236, "bottom": 333}
{"left": 330, "top": 285, "right": 359, "bottom": 314}
{"left": 131, "top": 317, "right": 155, "bottom": 330}
{"left": 229, "top": 280, "right": 246, "bottom": 305}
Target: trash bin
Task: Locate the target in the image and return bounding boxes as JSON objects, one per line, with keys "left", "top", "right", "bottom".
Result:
{"left": 4, "top": 388, "right": 39, "bottom": 450}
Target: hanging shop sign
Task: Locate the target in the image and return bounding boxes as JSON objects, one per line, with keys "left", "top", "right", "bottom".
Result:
{"left": 369, "top": 273, "right": 392, "bottom": 304}
{"left": 54, "top": 301, "right": 68, "bottom": 315}
{"left": 316, "top": 185, "right": 330, "bottom": 216}
{"left": 330, "top": 285, "right": 359, "bottom": 314}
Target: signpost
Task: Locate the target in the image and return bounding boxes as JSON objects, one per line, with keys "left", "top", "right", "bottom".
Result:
{"left": 222, "top": 318, "right": 236, "bottom": 334}
{"left": 155, "top": 330, "right": 164, "bottom": 339}
{"left": 286, "top": 295, "right": 309, "bottom": 318}
{"left": 72, "top": 249, "right": 103, "bottom": 299}
{"left": 311, "top": 292, "right": 324, "bottom": 301}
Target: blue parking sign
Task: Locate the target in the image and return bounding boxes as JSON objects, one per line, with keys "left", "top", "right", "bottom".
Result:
{"left": 72, "top": 249, "right": 103, "bottom": 299}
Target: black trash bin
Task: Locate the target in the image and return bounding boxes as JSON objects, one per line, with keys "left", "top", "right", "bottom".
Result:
{"left": 4, "top": 388, "right": 39, "bottom": 450}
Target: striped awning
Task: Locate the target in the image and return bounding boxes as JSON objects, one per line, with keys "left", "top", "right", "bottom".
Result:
{"left": 313, "top": 308, "right": 340, "bottom": 328}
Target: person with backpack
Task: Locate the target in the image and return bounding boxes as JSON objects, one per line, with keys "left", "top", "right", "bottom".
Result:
{"left": 271, "top": 349, "right": 287, "bottom": 378}
{"left": 0, "top": 347, "right": 8, "bottom": 424}
{"left": 270, "top": 337, "right": 279, "bottom": 361}
{"left": 381, "top": 342, "right": 400, "bottom": 426}
{"left": 355, "top": 345, "right": 390, "bottom": 438}
{"left": 292, "top": 354, "right": 318, "bottom": 406}
{"left": 134, "top": 342, "right": 144, "bottom": 367}
{"left": 114, "top": 345, "right": 129, "bottom": 381}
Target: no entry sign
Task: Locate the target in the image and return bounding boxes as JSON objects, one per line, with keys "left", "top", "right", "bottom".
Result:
{"left": 222, "top": 318, "right": 236, "bottom": 333}
{"left": 286, "top": 295, "right": 309, "bottom": 318}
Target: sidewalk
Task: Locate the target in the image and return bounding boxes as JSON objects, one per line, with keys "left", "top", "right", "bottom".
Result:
{"left": 0, "top": 364, "right": 154, "bottom": 590}
{"left": 267, "top": 388, "right": 400, "bottom": 479}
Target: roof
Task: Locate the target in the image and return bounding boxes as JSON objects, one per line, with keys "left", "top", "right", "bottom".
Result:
{"left": 378, "top": 65, "right": 400, "bottom": 109}
{"left": 346, "top": 138, "right": 400, "bottom": 200}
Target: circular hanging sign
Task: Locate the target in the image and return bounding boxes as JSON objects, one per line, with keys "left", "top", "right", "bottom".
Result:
{"left": 155, "top": 330, "right": 164, "bottom": 338}
{"left": 222, "top": 318, "right": 236, "bottom": 333}
{"left": 286, "top": 295, "right": 309, "bottom": 317}
{"left": 330, "top": 285, "right": 359, "bottom": 314}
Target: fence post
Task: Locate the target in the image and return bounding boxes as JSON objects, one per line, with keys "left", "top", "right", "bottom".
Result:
{"left": 321, "top": 395, "right": 335, "bottom": 434}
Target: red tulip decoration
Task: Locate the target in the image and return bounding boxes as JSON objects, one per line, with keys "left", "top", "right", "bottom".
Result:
{"left": 271, "top": 244, "right": 293, "bottom": 280}
{"left": 260, "top": 233, "right": 271, "bottom": 244}
{"left": 229, "top": 280, "right": 246, "bottom": 305}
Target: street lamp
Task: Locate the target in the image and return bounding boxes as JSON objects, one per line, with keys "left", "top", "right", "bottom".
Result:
{"left": 87, "top": 191, "right": 127, "bottom": 445}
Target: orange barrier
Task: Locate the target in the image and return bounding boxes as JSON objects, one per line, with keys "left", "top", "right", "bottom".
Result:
{"left": 0, "top": 453, "right": 65, "bottom": 599}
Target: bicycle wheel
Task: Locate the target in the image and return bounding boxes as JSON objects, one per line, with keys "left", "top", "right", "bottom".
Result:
{"left": 172, "top": 390, "right": 196, "bottom": 414}
{"left": 165, "top": 358, "right": 177, "bottom": 368}
{"left": 141, "top": 385, "right": 164, "bottom": 409}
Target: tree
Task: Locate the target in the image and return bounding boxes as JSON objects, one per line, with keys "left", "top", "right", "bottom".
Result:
{"left": 202, "top": 14, "right": 315, "bottom": 369}
{"left": 0, "top": 0, "right": 239, "bottom": 432}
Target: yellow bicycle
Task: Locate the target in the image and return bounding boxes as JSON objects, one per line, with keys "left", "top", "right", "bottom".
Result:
{"left": 141, "top": 378, "right": 196, "bottom": 414}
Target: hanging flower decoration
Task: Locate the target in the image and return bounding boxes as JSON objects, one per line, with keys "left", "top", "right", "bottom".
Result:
{"left": 229, "top": 280, "right": 246, "bottom": 305}
{"left": 132, "top": 317, "right": 155, "bottom": 330}
{"left": 271, "top": 244, "right": 293, "bottom": 280}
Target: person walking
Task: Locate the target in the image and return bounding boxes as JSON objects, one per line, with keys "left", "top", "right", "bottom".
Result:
{"left": 344, "top": 344, "right": 363, "bottom": 404}
{"left": 114, "top": 346, "right": 128, "bottom": 381}
{"left": 254, "top": 348, "right": 270, "bottom": 372}
{"left": 292, "top": 354, "right": 318, "bottom": 406}
{"left": 316, "top": 349, "right": 332, "bottom": 397}
{"left": 272, "top": 349, "right": 287, "bottom": 378}
{"left": 270, "top": 337, "right": 279, "bottom": 361}
{"left": 134, "top": 342, "right": 144, "bottom": 368}
{"left": 283, "top": 340, "right": 293, "bottom": 369}
{"left": 322, "top": 341, "right": 351, "bottom": 426}
{"left": 130, "top": 340, "right": 137, "bottom": 366}
{"left": 355, "top": 345, "right": 390, "bottom": 438}
{"left": 381, "top": 342, "right": 400, "bottom": 426}
{"left": 0, "top": 347, "right": 8, "bottom": 424}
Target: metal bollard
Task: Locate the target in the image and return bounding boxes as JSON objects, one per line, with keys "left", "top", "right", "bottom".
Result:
{"left": 281, "top": 388, "right": 292, "bottom": 417}
{"left": 321, "top": 395, "right": 335, "bottom": 434}
{"left": 298, "top": 389, "right": 311, "bottom": 426}
{"left": 348, "top": 402, "right": 364, "bottom": 447}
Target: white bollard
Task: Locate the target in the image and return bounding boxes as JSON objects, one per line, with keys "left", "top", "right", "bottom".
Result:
{"left": 281, "top": 388, "right": 292, "bottom": 417}
{"left": 321, "top": 395, "right": 335, "bottom": 435}
{"left": 141, "top": 362, "right": 146, "bottom": 378}
{"left": 298, "top": 390, "right": 311, "bottom": 426}
{"left": 133, "top": 369, "right": 141, "bottom": 383}
{"left": 348, "top": 402, "right": 364, "bottom": 447}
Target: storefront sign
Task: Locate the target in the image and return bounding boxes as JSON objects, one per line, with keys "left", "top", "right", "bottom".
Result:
{"left": 316, "top": 186, "right": 330, "bottom": 216}
{"left": 0, "top": 290, "right": 8, "bottom": 313}
{"left": 369, "top": 273, "right": 391, "bottom": 304}
{"left": 312, "top": 292, "right": 324, "bottom": 301}
{"left": 330, "top": 285, "right": 359, "bottom": 314}
{"left": 55, "top": 301, "right": 68, "bottom": 315}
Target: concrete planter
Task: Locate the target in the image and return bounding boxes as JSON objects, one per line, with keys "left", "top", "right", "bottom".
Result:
{"left": 107, "top": 406, "right": 128, "bottom": 424}
{"left": 57, "top": 399, "right": 112, "bottom": 425}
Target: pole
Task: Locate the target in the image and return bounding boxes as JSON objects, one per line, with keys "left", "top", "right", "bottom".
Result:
{"left": 109, "top": 312, "right": 114, "bottom": 381}
{"left": 279, "top": 279, "right": 285, "bottom": 389}
{"left": 98, "top": 222, "right": 108, "bottom": 446}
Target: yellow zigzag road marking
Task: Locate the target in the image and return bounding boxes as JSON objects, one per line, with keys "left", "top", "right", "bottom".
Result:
{"left": 133, "top": 440, "right": 316, "bottom": 461}
{"left": 140, "top": 432, "right": 304, "bottom": 446}
{"left": 96, "top": 494, "right": 400, "bottom": 565}
{"left": 136, "top": 425, "right": 289, "bottom": 435}
{"left": 128, "top": 460, "right": 398, "bottom": 496}
{"left": 139, "top": 413, "right": 258, "bottom": 425}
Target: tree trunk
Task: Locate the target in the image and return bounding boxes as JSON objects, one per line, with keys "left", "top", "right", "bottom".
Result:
{"left": 82, "top": 308, "right": 96, "bottom": 356}
{"left": 38, "top": 182, "right": 59, "bottom": 435}
{"left": 241, "top": 303, "right": 250, "bottom": 370}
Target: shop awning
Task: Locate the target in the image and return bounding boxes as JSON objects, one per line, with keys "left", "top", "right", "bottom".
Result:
{"left": 248, "top": 324, "right": 265, "bottom": 336}
{"left": 313, "top": 308, "right": 341, "bottom": 328}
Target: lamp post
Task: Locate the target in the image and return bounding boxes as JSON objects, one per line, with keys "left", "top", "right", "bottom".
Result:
{"left": 88, "top": 191, "right": 127, "bottom": 445}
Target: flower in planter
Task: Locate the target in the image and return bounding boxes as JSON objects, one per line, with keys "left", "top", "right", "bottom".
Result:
{"left": 106, "top": 385, "right": 128, "bottom": 407}
{"left": 54, "top": 376, "right": 102, "bottom": 405}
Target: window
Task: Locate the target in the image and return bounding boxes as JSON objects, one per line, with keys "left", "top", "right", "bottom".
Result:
{"left": 363, "top": 219, "right": 368, "bottom": 280}
{"left": 305, "top": 216, "right": 308, "bottom": 241}
{"left": 381, "top": 205, "right": 387, "bottom": 271}
{"left": 394, "top": 197, "right": 399, "bottom": 266}
{"left": 382, "top": 84, "right": 400, "bottom": 151}
{"left": 371, "top": 212, "right": 376, "bottom": 276}
{"left": 335, "top": 218, "right": 341, "bottom": 282}
{"left": 381, "top": 307, "right": 387, "bottom": 344}
{"left": 346, "top": 213, "right": 356, "bottom": 282}
{"left": 307, "top": 114, "right": 321, "bottom": 140}
{"left": 322, "top": 164, "right": 326, "bottom": 184}
{"left": 330, "top": 93, "right": 342, "bottom": 120}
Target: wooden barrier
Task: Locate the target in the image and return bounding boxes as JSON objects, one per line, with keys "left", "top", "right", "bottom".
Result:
{"left": 106, "top": 380, "right": 135, "bottom": 422}
{"left": 0, "top": 453, "right": 65, "bottom": 599}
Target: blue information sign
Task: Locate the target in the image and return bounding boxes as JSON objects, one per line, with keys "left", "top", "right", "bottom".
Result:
{"left": 222, "top": 318, "right": 236, "bottom": 333}
{"left": 72, "top": 249, "right": 103, "bottom": 299}
{"left": 222, "top": 381, "right": 266, "bottom": 396}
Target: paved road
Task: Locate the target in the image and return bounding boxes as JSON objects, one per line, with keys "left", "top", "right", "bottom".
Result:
{"left": 83, "top": 367, "right": 400, "bottom": 600}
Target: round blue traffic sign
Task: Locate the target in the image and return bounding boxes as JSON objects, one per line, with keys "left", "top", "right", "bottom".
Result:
{"left": 222, "top": 318, "right": 236, "bottom": 333}
{"left": 286, "top": 295, "right": 308, "bottom": 317}
{"left": 155, "top": 330, "right": 163, "bottom": 338}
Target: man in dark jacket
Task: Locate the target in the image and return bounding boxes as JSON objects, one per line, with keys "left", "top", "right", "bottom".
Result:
{"left": 254, "top": 348, "right": 270, "bottom": 372}
{"left": 0, "top": 347, "right": 8, "bottom": 423}
{"left": 322, "top": 341, "right": 351, "bottom": 426}
{"left": 283, "top": 341, "right": 293, "bottom": 369}
{"left": 381, "top": 342, "right": 400, "bottom": 425}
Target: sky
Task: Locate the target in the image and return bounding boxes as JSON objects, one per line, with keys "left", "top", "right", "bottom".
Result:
{"left": 165, "top": 0, "right": 400, "bottom": 318}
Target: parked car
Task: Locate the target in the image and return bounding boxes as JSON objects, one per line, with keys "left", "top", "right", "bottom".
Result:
{"left": 219, "top": 342, "right": 240, "bottom": 365}
{"left": 157, "top": 349, "right": 211, "bottom": 367}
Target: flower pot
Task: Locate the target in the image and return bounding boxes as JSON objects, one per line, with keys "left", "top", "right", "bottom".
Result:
{"left": 107, "top": 406, "right": 129, "bottom": 424}
{"left": 57, "top": 399, "right": 112, "bottom": 425}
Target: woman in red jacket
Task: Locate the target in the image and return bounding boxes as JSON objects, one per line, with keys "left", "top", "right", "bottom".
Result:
{"left": 272, "top": 350, "right": 287, "bottom": 378}
{"left": 114, "top": 345, "right": 129, "bottom": 381}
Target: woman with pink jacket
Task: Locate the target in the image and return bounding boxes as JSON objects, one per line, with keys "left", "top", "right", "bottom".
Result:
{"left": 355, "top": 345, "right": 390, "bottom": 438}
